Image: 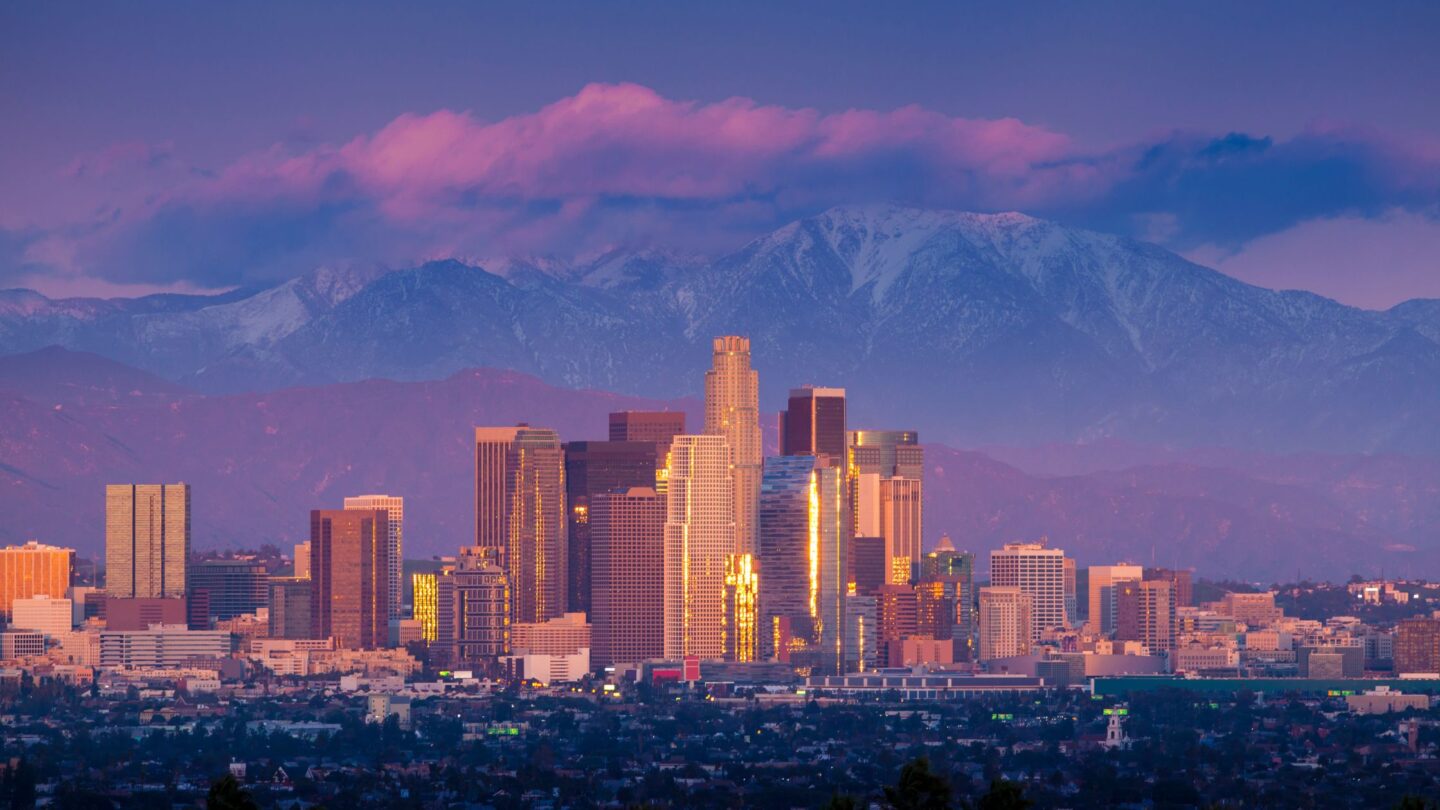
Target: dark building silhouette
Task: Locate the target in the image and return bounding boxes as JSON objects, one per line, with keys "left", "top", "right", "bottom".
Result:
{"left": 188, "top": 559, "right": 268, "bottom": 623}
{"left": 781, "top": 387, "right": 847, "bottom": 460}
{"left": 436, "top": 546, "right": 510, "bottom": 669}
{"left": 563, "top": 441, "right": 658, "bottom": 613}
{"left": 268, "top": 576, "right": 312, "bottom": 639}
{"left": 851, "top": 535, "right": 888, "bottom": 595}
{"left": 608, "top": 411, "right": 686, "bottom": 446}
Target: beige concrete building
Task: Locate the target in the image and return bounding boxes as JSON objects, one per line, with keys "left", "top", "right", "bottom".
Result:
{"left": 663, "top": 434, "right": 736, "bottom": 660}
{"left": 105, "top": 484, "right": 190, "bottom": 599}
{"left": 989, "top": 542, "right": 1067, "bottom": 641}
{"left": 979, "top": 586, "right": 1033, "bottom": 661}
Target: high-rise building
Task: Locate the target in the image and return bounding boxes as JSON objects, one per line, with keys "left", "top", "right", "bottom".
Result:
{"left": 876, "top": 584, "right": 918, "bottom": 650}
{"left": 309, "top": 508, "right": 390, "bottom": 650}
{"left": 663, "top": 434, "right": 736, "bottom": 660}
{"left": 780, "top": 387, "right": 847, "bottom": 460}
{"left": 475, "top": 426, "right": 566, "bottom": 624}
{"left": 293, "top": 541, "right": 311, "bottom": 579}
{"left": 704, "top": 336, "right": 761, "bottom": 556}
{"left": 590, "top": 487, "right": 665, "bottom": 667}
{"left": 1063, "top": 557, "right": 1077, "bottom": 626}
{"left": 344, "top": 495, "right": 405, "bottom": 624}
{"left": 1395, "top": 618, "right": 1440, "bottom": 675}
{"left": 436, "top": 546, "right": 510, "bottom": 668}
{"left": 609, "top": 411, "right": 687, "bottom": 445}
{"left": 989, "top": 542, "right": 1066, "bottom": 641}
{"left": 267, "top": 576, "right": 312, "bottom": 639}
{"left": 845, "top": 593, "right": 878, "bottom": 673}
{"left": 848, "top": 431, "right": 923, "bottom": 585}
{"left": 1115, "top": 579, "right": 1176, "bottom": 654}
{"left": 1144, "top": 567, "right": 1195, "bottom": 608}
{"left": 0, "top": 541, "right": 74, "bottom": 619}
{"left": 105, "top": 483, "right": 190, "bottom": 599}
{"left": 412, "top": 572, "right": 440, "bottom": 642}
{"left": 1086, "top": 564, "right": 1144, "bottom": 634}
{"left": 978, "top": 586, "right": 1033, "bottom": 660}
{"left": 851, "top": 536, "right": 888, "bottom": 595}
{"left": 187, "top": 559, "right": 268, "bottom": 622}
{"left": 920, "top": 536, "right": 975, "bottom": 652}
{"left": 723, "top": 553, "right": 759, "bottom": 662}
{"left": 758, "top": 455, "right": 849, "bottom": 671}
{"left": 563, "top": 441, "right": 658, "bottom": 614}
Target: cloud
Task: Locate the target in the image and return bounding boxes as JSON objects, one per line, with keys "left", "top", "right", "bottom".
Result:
{"left": 5, "top": 83, "right": 1440, "bottom": 302}
{"left": 1188, "top": 209, "right": 1440, "bottom": 310}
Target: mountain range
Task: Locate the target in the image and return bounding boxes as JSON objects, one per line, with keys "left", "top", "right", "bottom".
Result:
{"left": 3, "top": 205, "right": 1438, "bottom": 455}
{"left": 2, "top": 346, "right": 1436, "bottom": 580}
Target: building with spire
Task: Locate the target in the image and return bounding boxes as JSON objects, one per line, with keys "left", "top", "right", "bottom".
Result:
{"left": 704, "top": 336, "right": 761, "bottom": 556}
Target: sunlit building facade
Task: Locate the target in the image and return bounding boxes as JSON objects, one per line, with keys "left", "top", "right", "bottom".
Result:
{"left": 105, "top": 483, "right": 190, "bottom": 599}
{"left": 344, "top": 494, "right": 405, "bottom": 623}
{"left": 723, "top": 553, "right": 759, "bottom": 662}
{"left": 412, "top": 572, "right": 439, "bottom": 642}
{"left": 663, "top": 434, "right": 735, "bottom": 660}
{"left": 704, "top": 336, "right": 761, "bottom": 556}
{"left": 989, "top": 541, "right": 1067, "bottom": 641}
{"left": 978, "top": 586, "right": 1033, "bottom": 660}
{"left": 781, "top": 387, "right": 847, "bottom": 460}
{"left": 475, "top": 425, "right": 567, "bottom": 625}
{"left": 0, "top": 541, "right": 74, "bottom": 619}
{"left": 848, "top": 431, "right": 923, "bottom": 585}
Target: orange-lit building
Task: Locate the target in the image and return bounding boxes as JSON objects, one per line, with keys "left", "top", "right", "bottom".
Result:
{"left": 310, "top": 508, "right": 390, "bottom": 650}
{"left": 0, "top": 541, "right": 74, "bottom": 619}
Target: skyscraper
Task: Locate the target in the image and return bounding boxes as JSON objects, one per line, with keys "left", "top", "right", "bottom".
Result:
{"left": 663, "top": 434, "right": 735, "bottom": 660}
{"left": 989, "top": 541, "right": 1066, "bottom": 641}
{"left": 758, "top": 454, "right": 849, "bottom": 671}
{"left": 0, "top": 541, "right": 74, "bottom": 620}
{"left": 105, "top": 483, "right": 190, "bottom": 599}
{"left": 267, "top": 576, "right": 312, "bottom": 639}
{"left": 344, "top": 494, "right": 405, "bottom": 624}
{"left": 921, "top": 539, "right": 976, "bottom": 660}
{"left": 978, "top": 586, "right": 1033, "bottom": 660}
{"left": 609, "top": 411, "right": 687, "bottom": 445}
{"left": 412, "top": 572, "right": 440, "bottom": 642}
{"left": 1115, "top": 579, "right": 1176, "bottom": 654}
{"left": 590, "top": 487, "right": 665, "bottom": 667}
{"left": 1087, "top": 564, "right": 1143, "bottom": 634}
{"left": 723, "top": 553, "right": 759, "bottom": 662}
{"left": 475, "top": 426, "right": 567, "bottom": 624}
{"left": 780, "top": 387, "right": 847, "bottom": 459}
{"left": 310, "top": 508, "right": 390, "bottom": 650}
{"left": 1144, "top": 567, "right": 1195, "bottom": 608}
{"left": 704, "top": 336, "right": 761, "bottom": 556}
{"left": 850, "top": 535, "right": 888, "bottom": 595}
{"left": 563, "top": 441, "right": 658, "bottom": 613}
{"left": 187, "top": 559, "right": 268, "bottom": 622}
{"left": 848, "top": 431, "right": 923, "bottom": 584}
{"left": 436, "top": 547, "right": 510, "bottom": 669}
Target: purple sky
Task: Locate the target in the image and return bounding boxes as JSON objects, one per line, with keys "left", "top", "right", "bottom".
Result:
{"left": 3, "top": 1, "right": 1439, "bottom": 308}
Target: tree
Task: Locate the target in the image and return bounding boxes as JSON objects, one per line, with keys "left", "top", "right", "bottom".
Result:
{"left": 884, "top": 756, "right": 953, "bottom": 810}
{"left": 206, "top": 773, "right": 258, "bottom": 810}
{"left": 827, "top": 794, "right": 861, "bottom": 810}
{"left": 976, "top": 779, "right": 1032, "bottom": 810}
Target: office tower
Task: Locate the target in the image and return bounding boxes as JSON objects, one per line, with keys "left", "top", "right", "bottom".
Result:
{"left": 10, "top": 595, "right": 72, "bottom": 637}
{"left": 590, "top": 487, "right": 665, "bottom": 667}
{"left": 475, "top": 426, "right": 567, "bottom": 624}
{"left": 920, "top": 536, "right": 975, "bottom": 649}
{"left": 1145, "top": 567, "right": 1195, "bottom": 608}
{"left": 268, "top": 576, "right": 313, "bottom": 639}
{"left": 663, "top": 434, "right": 736, "bottom": 660}
{"left": 758, "top": 455, "right": 849, "bottom": 671}
{"left": 563, "top": 441, "right": 658, "bottom": 613}
{"left": 851, "top": 536, "right": 887, "bottom": 595}
{"left": 723, "top": 553, "right": 759, "bottom": 662}
{"left": 915, "top": 581, "right": 955, "bottom": 641}
{"left": 1086, "top": 564, "right": 1143, "bottom": 634}
{"left": 1115, "top": 579, "right": 1176, "bottom": 653}
{"left": 978, "top": 586, "right": 1033, "bottom": 660}
{"left": 1396, "top": 618, "right": 1440, "bottom": 675}
{"left": 310, "top": 508, "right": 390, "bottom": 650}
{"left": 436, "top": 546, "right": 510, "bottom": 668}
{"left": 1063, "top": 557, "right": 1077, "bottom": 625}
{"left": 780, "top": 387, "right": 847, "bottom": 459}
{"left": 293, "top": 541, "right": 311, "bottom": 579}
{"left": 704, "top": 336, "right": 761, "bottom": 556}
{"left": 609, "top": 411, "right": 687, "bottom": 445}
{"left": 105, "top": 483, "right": 190, "bottom": 598}
{"left": 1074, "top": 567, "right": 1090, "bottom": 623}
{"left": 412, "top": 572, "right": 440, "bottom": 642}
{"left": 988, "top": 541, "right": 1066, "bottom": 641}
{"left": 848, "top": 431, "right": 923, "bottom": 584}
{"left": 345, "top": 494, "right": 405, "bottom": 624}
{"left": 0, "top": 541, "right": 74, "bottom": 619}
{"left": 845, "top": 593, "right": 878, "bottom": 673}
{"left": 187, "top": 559, "right": 268, "bottom": 621}
{"left": 876, "top": 584, "right": 918, "bottom": 648}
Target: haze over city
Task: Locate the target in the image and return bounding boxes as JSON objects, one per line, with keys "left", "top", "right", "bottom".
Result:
{"left": 2, "top": 3, "right": 1439, "bottom": 808}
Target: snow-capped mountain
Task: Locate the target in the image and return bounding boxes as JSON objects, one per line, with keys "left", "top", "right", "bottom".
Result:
{"left": 2, "top": 204, "right": 1436, "bottom": 454}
